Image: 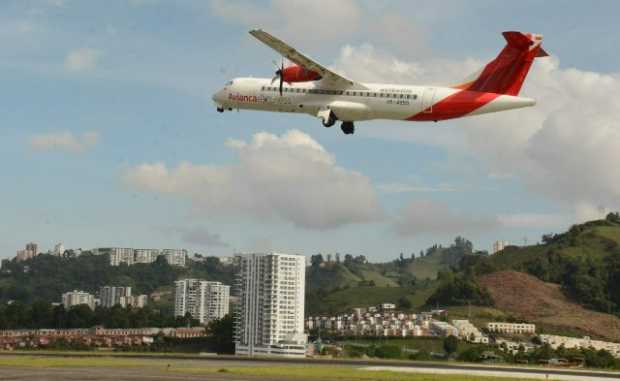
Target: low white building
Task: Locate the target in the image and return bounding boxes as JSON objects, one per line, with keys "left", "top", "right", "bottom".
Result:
{"left": 487, "top": 322, "right": 536, "bottom": 335}
{"left": 452, "top": 320, "right": 489, "bottom": 344}
{"left": 496, "top": 338, "right": 535, "bottom": 355}
{"left": 539, "top": 335, "right": 620, "bottom": 358}
{"left": 62, "top": 290, "right": 95, "bottom": 310}
{"left": 430, "top": 321, "right": 458, "bottom": 337}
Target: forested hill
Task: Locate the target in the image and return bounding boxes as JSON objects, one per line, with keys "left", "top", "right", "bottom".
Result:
{"left": 0, "top": 237, "right": 479, "bottom": 313}
{"left": 0, "top": 253, "right": 235, "bottom": 304}
{"left": 432, "top": 214, "right": 620, "bottom": 317}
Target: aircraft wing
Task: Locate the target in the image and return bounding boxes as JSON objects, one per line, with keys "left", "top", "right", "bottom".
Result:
{"left": 249, "top": 29, "right": 357, "bottom": 87}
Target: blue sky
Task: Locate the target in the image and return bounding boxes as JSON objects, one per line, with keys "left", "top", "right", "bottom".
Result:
{"left": 2, "top": 0, "right": 620, "bottom": 261}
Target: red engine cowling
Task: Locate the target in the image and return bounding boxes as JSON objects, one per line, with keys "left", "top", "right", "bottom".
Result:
{"left": 281, "top": 65, "right": 321, "bottom": 83}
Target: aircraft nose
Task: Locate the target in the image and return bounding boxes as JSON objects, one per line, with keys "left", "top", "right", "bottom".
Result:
{"left": 212, "top": 89, "right": 224, "bottom": 103}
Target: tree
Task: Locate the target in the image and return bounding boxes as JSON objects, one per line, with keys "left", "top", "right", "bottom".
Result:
{"left": 310, "top": 254, "right": 324, "bottom": 268}
{"left": 397, "top": 296, "right": 412, "bottom": 310}
{"left": 207, "top": 314, "right": 234, "bottom": 354}
{"left": 443, "top": 335, "right": 459, "bottom": 355}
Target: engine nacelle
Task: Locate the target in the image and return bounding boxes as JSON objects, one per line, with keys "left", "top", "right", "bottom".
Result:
{"left": 281, "top": 65, "right": 322, "bottom": 83}
{"left": 328, "top": 101, "right": 370, "bottom": 121}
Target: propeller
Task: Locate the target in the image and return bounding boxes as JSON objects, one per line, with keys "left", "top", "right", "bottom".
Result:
{"left": 271, "top": 59, "right": 284, "bottom": 96}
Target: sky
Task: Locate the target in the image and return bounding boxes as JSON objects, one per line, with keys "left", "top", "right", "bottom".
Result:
{"left": 1, "top": 0, "right": 620, "bottom": 261}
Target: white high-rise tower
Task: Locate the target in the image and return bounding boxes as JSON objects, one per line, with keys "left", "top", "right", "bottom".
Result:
{"left": 234, "top": 252, "right": 306, "bottom": 357}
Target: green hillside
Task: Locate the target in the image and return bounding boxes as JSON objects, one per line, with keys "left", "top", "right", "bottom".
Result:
{"left": 432, "top": 214, "right": 620, "bottom": 317}
{"left": 0, "top": 253, "right": 235, "bottom": 305}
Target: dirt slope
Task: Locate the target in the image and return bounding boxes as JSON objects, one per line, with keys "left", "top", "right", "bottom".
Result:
{"left": 479, "top": 271, "right": 620, "bottom": 341}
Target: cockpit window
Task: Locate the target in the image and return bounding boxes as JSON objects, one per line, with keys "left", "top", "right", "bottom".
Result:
{"left": 225, "top": 80, "right": 233, "bottom": 86}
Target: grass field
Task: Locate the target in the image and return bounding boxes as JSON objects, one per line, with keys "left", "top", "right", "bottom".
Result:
{"left": 0, "top": 356, "right": 540, "bottom": 381}
{"left": 178, "top": 365, "right": 538, "bottom": 381}
{"left": 320, "top": 285, "right": 436, "bottom": 313}
{"left": 0, "top": 355, "right": 158, "bottom": 368}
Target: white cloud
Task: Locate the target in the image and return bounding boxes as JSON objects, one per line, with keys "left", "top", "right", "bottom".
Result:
{"left": 64, "top": 48, "right": 103, "bottom": 72}
{"left": 208, "top": 0, "right": 362, "bottom": 47}
{"left": 124, "top": 130, "right": 382, "bottom": 230}
{"left": 378, "top": 183, "right": 457, "bottom": 194}
{"left": 498, "top": 213, "right": 568, "bottom": 229}
{"left": 30, "top": 131, "right": 99, "bottom": 153}
{"left": 332, "top": 43, "right": 620, "bottom": 221}
{"left": 173, "top": 227, "right": 229, "bottom": 248}
{"left": 393, "top": 199, "right": 498, "bottom": 237}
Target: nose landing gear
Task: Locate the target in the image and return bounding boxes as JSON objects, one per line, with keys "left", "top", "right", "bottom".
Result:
{"left": 216, "top": 107, "right": 224, "bottom": 113}
{"left": 341, "top": 121, "right": 355, "bottom": 135}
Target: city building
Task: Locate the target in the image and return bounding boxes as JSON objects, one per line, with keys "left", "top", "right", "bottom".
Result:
{"left": 62, "top": 290, "right": 95, "bottom": 310}
{"left": 93, "top": 248, "right": 135, "bottom": 266}
{"left": 430, "top": 321, "right": 459, "bottom": 337}
{"left": 99, "top": 286, "right": 132, "bottom": 308}
{"left": 51, "top": 243, "right": 65, "bottom": 257}
{"left": 162, "top": 249, "right": 187, "bottom": 267}
{"left": 91, "top": 247, "right": 187, "bottom": 267}
{"left": 127, "top": 294, "right": 148, "bottom": 308}
{"left": 218, "top": 256, "right": 235, "bottom": 265}
{"left": 15, "top": 242, "right": 38, "bottom": 262}
{"left": 234, "top": 252, "right": 307, "bottom": 357}
{"left": 539, "top": 334, "right": 620, "bottom": 358}
{"left": 174, "top": 279, "right": 230, "bottom": 324}
{"left": 134, "top": 249, "right": 160, "bottom": 264}
{"left": 487, "top": 322, "right": 536, "bottom": 335}
{"left": 452, "top": 320, "right": 489, "bottom": 344}
{"left": 492, "top": 240, "right": 509, "bottom": 254}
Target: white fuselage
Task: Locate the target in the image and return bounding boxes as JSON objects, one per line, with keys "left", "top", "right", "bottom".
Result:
{"left": 212, "top": 78, "right": 536, "bottom": 123}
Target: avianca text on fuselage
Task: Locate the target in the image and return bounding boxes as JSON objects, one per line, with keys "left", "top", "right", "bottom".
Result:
{"left": 212, "top": 29, "right": 548, "bottom": 135}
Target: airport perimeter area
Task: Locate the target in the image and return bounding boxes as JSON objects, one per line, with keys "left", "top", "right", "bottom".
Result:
{"left": 0, "top": 353, "right": 619, "bottom": 381}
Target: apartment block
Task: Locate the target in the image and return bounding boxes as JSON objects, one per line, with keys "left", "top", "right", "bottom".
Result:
{"left": 62, "top": 290, "right": 95, "bottom": 310}
{"left": 487, "top": 322, "right": 536, "bottom": 335}
{"left": 174, "top": 279, "right": 230, "bottom": 324}
{"left": 134, "top": 249, "right": 160, "bottom": 264}
{"left": 92, "top": 247, "right": 187, "bottom": 267}
{"left": 234, "top": 253, "right": 307, "bottom": 357}
{"left": 540, "top": 334, "right": 620, "bottom": 358}
{"left": 162, "top": 249, "right": 187, "bottom": 267}
{"left": 15, "top": 242, "right": 38, "bottom": 262}
{"left": 99, "top": 286, "right": 132, "bottom": 308}
{"left": 452, "top": 319, "right": 489, "bottom": 343}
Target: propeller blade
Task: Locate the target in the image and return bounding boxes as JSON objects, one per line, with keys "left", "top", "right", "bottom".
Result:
{"left": 279, "top": 59, "right": 284, "bottom": 96}
{"left": 279, "top": 75, "right": 283, "bottom": 96}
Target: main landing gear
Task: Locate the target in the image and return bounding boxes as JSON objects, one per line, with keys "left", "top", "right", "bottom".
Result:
{"left": 341, "top": 121, "right": 355, "bottom": 135}
{"left": 321, "top": 110, "right": 337, "bottom": 127}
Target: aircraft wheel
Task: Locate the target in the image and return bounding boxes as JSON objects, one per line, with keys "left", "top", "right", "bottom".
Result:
{"left": 217, "top": 107, "right": 224, "bottom": 113}
{"left": 341, "top": 121, "right": 355, "bottom": 135}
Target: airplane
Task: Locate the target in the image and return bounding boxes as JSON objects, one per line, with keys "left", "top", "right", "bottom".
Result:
{"left": 212, "top": 30, "right": 548, "bottom": 135}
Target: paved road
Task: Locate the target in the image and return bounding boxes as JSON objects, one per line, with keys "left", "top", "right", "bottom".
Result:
{"left": 0, "top": 353, "right": 618, "bottom": 381}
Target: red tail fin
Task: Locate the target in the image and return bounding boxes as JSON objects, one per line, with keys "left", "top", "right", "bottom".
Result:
{"left": 456, "top": 31, "right": 548, "bottom": 96}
